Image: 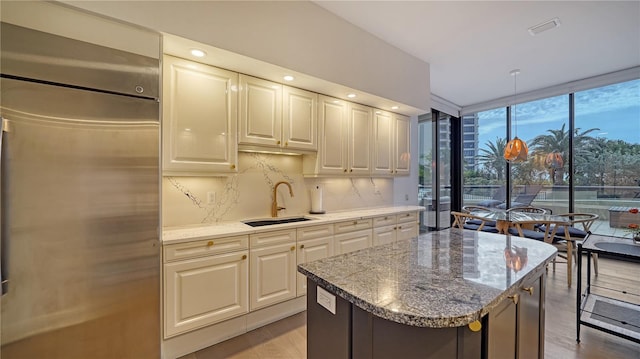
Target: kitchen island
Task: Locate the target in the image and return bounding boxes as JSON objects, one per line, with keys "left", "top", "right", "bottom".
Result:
{"left": 298, "top": 228, "right": 557, "bottom": 359}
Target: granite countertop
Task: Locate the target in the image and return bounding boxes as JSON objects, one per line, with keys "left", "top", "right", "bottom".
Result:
{"left": 162, "top": 205, "right": 424, "bottom": 244}
{"left": 298, "top": 228, "right": 557, "bottom": 328}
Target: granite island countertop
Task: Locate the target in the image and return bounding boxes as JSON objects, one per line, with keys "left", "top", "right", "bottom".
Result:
{"left": 298, "top": 228, "right": 557, "bottom": 328}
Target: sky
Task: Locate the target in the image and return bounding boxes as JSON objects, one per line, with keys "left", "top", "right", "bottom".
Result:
{"left": 477, "top": 79, "right": 640, "bottom": 148}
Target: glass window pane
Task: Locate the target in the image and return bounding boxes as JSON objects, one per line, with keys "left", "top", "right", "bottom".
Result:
{"left": 575, "top": 79, "right": 640, "bottom": 237}
{"left": 512, "top": 94, "right": 569, "bottom": 214}
{"left": 463, "top": 109, "right": 507, "bottom": 209}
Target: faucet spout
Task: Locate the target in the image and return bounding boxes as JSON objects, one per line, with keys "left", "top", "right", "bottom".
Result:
{"left": 272, "top": 181, "right": 294, "bottom": 217}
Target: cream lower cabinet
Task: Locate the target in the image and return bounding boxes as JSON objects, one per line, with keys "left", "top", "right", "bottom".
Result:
{"left": 164, "top": 245, "right": 249, "bottom": 338}
{"left": 334, "top": 219, "right": 373, "bottom": 254}
{"left": 249, "top": 229, "right": 297, "bottom": 311}
{"left": 372, "top": 212, "right": 419, "bottom": 246}
{"left": 296, "top": 225, "right": 334, "bottom": 296}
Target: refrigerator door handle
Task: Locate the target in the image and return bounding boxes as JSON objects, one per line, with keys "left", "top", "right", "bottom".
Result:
{"left": 1, "top": 116, "right": 7, "bottom": 295}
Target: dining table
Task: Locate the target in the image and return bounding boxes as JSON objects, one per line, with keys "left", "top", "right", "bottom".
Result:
{"left": 467, "top": 208, "right": 580, "bottom": 286}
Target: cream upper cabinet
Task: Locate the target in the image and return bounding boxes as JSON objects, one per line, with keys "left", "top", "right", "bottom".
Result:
{"left": 239, "top": 75, "right": 317, "bottom": 151}
{"left": 239, "top": 75, "right": 282, "bottom": 147}
{"left": 304, "top": 96, "right": 372, "bottom": 176}
{"left": 372, "top": 111, "right": 411, "bottom": 176}
{"left": 346, "top": 102, "right": 372, "bottom": 175}
{"left": 314, "top": 95, "right": 348, "bottom": 174}
{"left": 283, "top": 86, "right": 317, "bottom": 151}
{"left": 371, "top": 110, "right": 394, "bottom": 175}
{"left": 162, "top": 55, "right": 238, "bottom": 175}
{"left": 394, "top": 113, "right": 411, "bottom": 175}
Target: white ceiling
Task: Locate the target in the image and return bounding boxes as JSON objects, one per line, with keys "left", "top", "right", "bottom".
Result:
{"left": 314, "top": 1, "right": 640, "bottom": 109}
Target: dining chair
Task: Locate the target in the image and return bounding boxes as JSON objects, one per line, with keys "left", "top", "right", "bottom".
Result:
{"left": 539, "top": 213, "right": 600, "bottom": 287}
{"left": 459, "top": 206, "right": 500, "bottom": 232}
{"left": 451, "top": 211, "right": 499, "bottom": 233}
{"left": 506, "top": 206, "right": 551, "bottom": 214}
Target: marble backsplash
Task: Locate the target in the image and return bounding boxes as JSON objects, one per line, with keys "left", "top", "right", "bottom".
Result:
{"left": 162, "top": 152, "right": 394, "bottom": 227}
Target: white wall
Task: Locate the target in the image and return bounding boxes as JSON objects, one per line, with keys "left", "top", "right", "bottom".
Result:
{"left": 60, "top": 0, "right": 430, "bottom": 111}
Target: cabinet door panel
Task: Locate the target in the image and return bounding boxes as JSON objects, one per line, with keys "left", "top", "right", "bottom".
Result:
{"left": 334, "top": 229, "right": 372, "bottom": 254}
{"left": 348, "top": 103, "right": 372, "bottom": 174}
{"left": 396, "top": 222, "right": 418, "bottom": 241}
{"left": 239, "top": 75, "right": 282, "bottom": 147}
{"left": 487, "top": 296, "right": 517, "bottom": 358}
{"left": 297, "top": 237, "right": 334, "bottom": 296}
{"left": 250, "top": 243, "right": 296, "bottom": 310}
{"left": 317, "top": 96, "right": 347, "bottom": 174}
{"left": 373, "top": 225, "right": 396, "bottom": 246}
{"left": 372, "top": 110, "right": 393, "bottom": 175}
{"left": 518, "top": 277, "right": 542, "bottom": 359}
{"left": 394, "top": 114, "right": 411, "bottom": 175}
{"left": 283, "top": 86, "right": 316, "bottom": 150}
{"left": 163, "top": 55, "right": 237, "bottom": 173}
{"left": 164, "top": 251, "right": 248, "bottom": 337}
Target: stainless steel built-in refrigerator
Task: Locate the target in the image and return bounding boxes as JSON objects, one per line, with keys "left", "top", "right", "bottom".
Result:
{"left": 0, "top": 23, "right": 160, "bottom": 358}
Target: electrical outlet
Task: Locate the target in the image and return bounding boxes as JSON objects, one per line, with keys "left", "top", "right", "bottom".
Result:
{"left": 207, "top": 191, "right": 216, "bottom": 205}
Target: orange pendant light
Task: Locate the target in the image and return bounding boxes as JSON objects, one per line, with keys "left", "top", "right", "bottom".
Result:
{"left": 504, "top": 137, "right": 529, "bottom": 162}
{"left": 545, "top": 152, "right": 563, "bottom": 169}
{"left": 504, "top": 69, "right": 528, "bottom": 163}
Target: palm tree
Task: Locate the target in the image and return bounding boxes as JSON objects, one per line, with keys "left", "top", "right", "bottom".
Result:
{"left": 529, "top": 124, "right": 600, "bottom": 184}
{"left": 477, "top": 137, "right": 507, "bottom": 181}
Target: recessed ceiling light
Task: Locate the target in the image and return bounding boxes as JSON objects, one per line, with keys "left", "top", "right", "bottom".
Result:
{"left": 190, "top": 49, "right": 206, "bottom": 57}
{"left": 347, "top": 93, "right": 356, "bottom": 98}
{"left": 283, "top": 75, "right": 294, "bottom": 81}
{"left": 391, "top": 106, "right": 399, "bottom": 110}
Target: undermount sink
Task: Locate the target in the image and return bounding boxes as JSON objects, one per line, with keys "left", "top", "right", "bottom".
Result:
{"left": 243, "top": 217, "right": 313, "bottom": 227}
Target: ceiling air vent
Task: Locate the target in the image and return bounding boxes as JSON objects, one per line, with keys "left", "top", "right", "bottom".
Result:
{"left": 528, "top": 17, "right": 561, "bottom": 36}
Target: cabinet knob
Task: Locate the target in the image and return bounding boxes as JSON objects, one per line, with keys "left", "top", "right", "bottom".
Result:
{"left": 207, "top": 241, "right": 214, "bottom": 247}
{"left": 284, "top": 142, "right": 288, "bottom": 146}
{"left": 290, "top": 246, "right": 296, "bottom": 251}
{"left": 300, "top": 244, "right": 305, "bottom": 249}
{"left": 393, "top": 226, "right": 397, "bottom": 230}
{"left": 398, "top": 225, "right": 402, "bottom": 229}
{"left": 353, "top": 221, "right": 358, "bottom": 225}
{"left": 390, "top": 170, "right": 393, "bottom": 174}
{"left": 384, "top": 216, "right": 388, "bottom": 220}
{"left": 468, "top": 320, "right": 482, "bottom": 332}
{"left": 350, "top": 169, "right": 353, "bottom": 172}
{"left": 344, "top": 169, "right": 348, "bottom": 173}
{"left": 508, "top": 294, "right": 520, "bottom": 305}
{"left": 277, "top": 140, "right": 281, "bottom": 145}
{"left": 521, "top": 286, "right": 534, "bottom": 296}
{"left": 230, "top": 164, "right": 236, "bottom": 170}
{"left": 242, "top": 254, "right": 247, "bottom": 260}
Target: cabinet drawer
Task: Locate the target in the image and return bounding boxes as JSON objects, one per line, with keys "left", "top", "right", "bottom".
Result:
{"left": 297, "top": 224, "right": 334, "bottom": 241}
{"left": 397, "top": 211, "right": 418, "bottom": 224}
{"left": 250, "top": 229, "right": 297, "bottom": 248}
{"left": 334, "top": 219, "right": 372, "bottom": 234}
{"left": 373, "top": 215, "right": 396, "bottom": 227}
{"left": 164, "top": 235, "right": 249, "bottom": 262}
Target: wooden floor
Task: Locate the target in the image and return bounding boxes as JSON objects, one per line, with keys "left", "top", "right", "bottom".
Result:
{"left": 181, "top": 242, "right": 640, "bottom": 359}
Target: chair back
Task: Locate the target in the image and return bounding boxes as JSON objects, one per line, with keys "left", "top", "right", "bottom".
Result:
{"left": 507, "top": 206, "right": 550, "bottom": 214}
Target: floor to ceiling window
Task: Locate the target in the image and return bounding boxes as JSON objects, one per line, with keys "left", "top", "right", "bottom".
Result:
{"left": 457, "top": 77, "right": 639, "bottom": 238}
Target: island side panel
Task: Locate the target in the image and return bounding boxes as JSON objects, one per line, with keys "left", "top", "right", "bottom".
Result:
{"left": 307, "top": 280, "right": 351, "bottom": 359}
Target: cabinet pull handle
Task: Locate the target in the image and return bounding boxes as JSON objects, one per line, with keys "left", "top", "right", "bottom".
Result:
{"left": 242, "top": 255, "right": 247, "bottom": 260}
{"left": 207, "top": 241, "right": 214, "bottom": 247}
{"left": 230, "top": 164, "right": 236, "bottom": 170}
{"left": 300, "top": 244, "right": 305, "bottom": 249}
{"left": 508, "top": 294, "right": 519, "bottom": 305}
{"left": 521, "top": 287, "right": 534, "bottom": 296}
{"left": 290, "top": 246, "right": 296, "bottom": 251}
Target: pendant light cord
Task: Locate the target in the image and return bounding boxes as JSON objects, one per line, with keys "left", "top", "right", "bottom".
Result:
{"left": 510, "top": 69, "right": 521, "bottom": 138}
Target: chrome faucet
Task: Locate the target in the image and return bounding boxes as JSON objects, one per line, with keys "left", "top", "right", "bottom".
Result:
{"left": 272, "top": 181, "right": 294, "bottom": 217}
